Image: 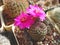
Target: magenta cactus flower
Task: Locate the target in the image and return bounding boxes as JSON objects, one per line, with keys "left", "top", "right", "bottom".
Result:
{"left": 14, "top": 12, "right": 35, "bottom": 29}
{"left": 26, "top": 5, "right": 46, "bottom": 21}
{"left": 14, "top": 5, "right": 46, "bottom": 29}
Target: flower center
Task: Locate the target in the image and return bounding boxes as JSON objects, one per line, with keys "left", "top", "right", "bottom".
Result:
{"left": 36, "top": 10, "right": 39, "bottom": 13}
{"left": 20, "top": 17, "right": 27, "bottom": 22}
{"left": 34, "top": 9, "right": 40, "bottom": 14}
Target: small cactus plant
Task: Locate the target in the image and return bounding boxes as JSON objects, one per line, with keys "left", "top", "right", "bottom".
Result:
{"left": 2, "top": 0, "right": 29, "bottom": 25}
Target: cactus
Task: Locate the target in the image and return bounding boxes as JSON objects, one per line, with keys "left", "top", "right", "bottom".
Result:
{"left": 2, "top": 0, "right": 29, "bottom": 25}
{"left": 3, "top": 0, "right": 29, "bottom": 18}
{"left": 27, "top": 21, "right": 47, "bottom": 41}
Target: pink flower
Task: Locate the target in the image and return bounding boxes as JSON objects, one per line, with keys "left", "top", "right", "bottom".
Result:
{"left": 26, "top": 5, "right": 46, "bottom": 21}
{"left": 14, "top": 12, "right": 35, "bottom": 29}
